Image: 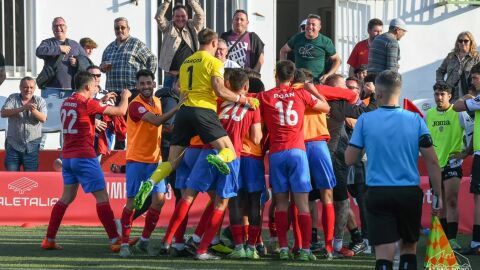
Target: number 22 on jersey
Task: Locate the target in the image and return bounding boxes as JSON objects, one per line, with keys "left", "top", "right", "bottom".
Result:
{"left": 61, "top": 108, "right": 78, "bottom": 134}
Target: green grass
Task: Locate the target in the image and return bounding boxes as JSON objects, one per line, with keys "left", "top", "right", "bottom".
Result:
{"left": 0, "top": 226, "right": 478, "bottom": 270}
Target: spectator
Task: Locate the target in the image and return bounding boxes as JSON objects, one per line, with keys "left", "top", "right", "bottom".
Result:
{"left": 79, "top": 37, "right": 98, "bottom": 57}
{"left": 279, "top": 14, "right": 341, "bottom": 84}
{"left": 36, "top": 17, "right": 86, "bottom": 91}
{"left": 215, "top": 39, "right": 241, "bottom": 68}
{"left": 77, "top": 38, "right": 97, "bottom": 72}
{"left": 221, "top": 10, "right": 265, "bottom": 72}
{"left": 155, "top": 0, "right": 204, "bottom": 88}
{"left": 1, "top": 77, "right": 47, "bottom": 171}
{"left": 0, "top": 52, "right": 5, "bottom": 86}
{"left": 436, "top": 31, "right": 480, "bottom": 101}
{"left": 354, "top": 64, "right": 368, "bottom": 82}
{"left": 347, "top": 18, "right": 383, "bottom": 77}
{"left": 101, "top": 17, "right": 157, "bottom": 97}
{"left": 101, "top": 17, "right": 157, "bottom": 149}
{"left": 367, "top": 18, "right": 407, "bottom": 75}
{"left": 345, "top": 70, "right": 442, "bottom": 270}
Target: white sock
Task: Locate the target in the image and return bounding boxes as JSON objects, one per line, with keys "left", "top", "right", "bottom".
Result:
{"left": 192, "top": 234, "right": 201, "bottom": 243}
{"left": 140, "top": 236, "right": 149, "bottom": 242}
{"left": 210, "top": 235, "right": 220, "bottom": 245}
{"left": 333, "top": 238, "right": 343, "bottom": 252}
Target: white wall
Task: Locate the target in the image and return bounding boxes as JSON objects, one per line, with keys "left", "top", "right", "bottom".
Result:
{"left": 336, "top": 0, "right": 480, "bottom": 100}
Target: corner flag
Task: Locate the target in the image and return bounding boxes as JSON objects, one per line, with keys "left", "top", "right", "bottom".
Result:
{"left": 424, "top": 216, "right": 459, "bottom": 269}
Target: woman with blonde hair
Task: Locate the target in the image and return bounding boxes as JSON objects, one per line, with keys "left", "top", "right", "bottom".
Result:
{"left": 436, "top": 31, "right": 480, "bottom": 100}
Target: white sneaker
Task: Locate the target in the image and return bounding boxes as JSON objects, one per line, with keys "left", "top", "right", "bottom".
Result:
{"left": 195, "top": 252, "right": 220, "bottom": 260}
{"left": 119, "top": 245, "right": 132, "bottom": 258}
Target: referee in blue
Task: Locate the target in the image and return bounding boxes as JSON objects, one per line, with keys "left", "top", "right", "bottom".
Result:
{"left": 345, "top": 70, "right": 443, "bottom": 270}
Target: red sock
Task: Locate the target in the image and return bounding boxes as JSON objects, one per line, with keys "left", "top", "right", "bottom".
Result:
{"left": 322, "top": 203, "right": 335, "bottom": 253}
{"left": 46, "top": 201, "right": 68, "bottom": 239}
{"left": 256, "top": 232, "right": 263, "bottom": 245}
{"left": 174, "top": 215, "right": 188, "bottom": 244}
{"left": 121, "top": 207, "right": 134, "bottom": 244}
{"left": 268, "top": 221, "right": 277, "bottom": 238}
{"left": 231, "top": 224, "right": 244, "bottom": 246}
{"left": 247, "top": 225, "right": 261, "bottom": 247}
{"left": 290, "top": 203, "right": 301, "bottom": 249}
{"left": 274, "top": 211, "right": 289, "bottom": 248}
{"left": 163, "top": 199, "right": 191, "bottom": 245}
{"left": 96, "top": 202, "right": 119, "bottom": 240}
{"left": 244, "top": 224, "right": 249, "bottom": 242}
{"left": 193, "top": 202, "right": 214, "bottom": 237}
{"left": 141, "top": 207, "right": 160, "bottom": 239}
{"left": 197, "top": 209, "right": 225, "bottom": 254}
{"left": 298, "top": 213, "right": 312, "bottom": 250}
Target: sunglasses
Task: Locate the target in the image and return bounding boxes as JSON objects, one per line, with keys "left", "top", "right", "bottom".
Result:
{"left": 90, "top": 74, "right": 101, "bottom": 78}
{"left": 458, "top": 39, "right": 470, "bottom": 44}
{"left": 115, "top": 26, "right": 128, "bottom": 31}
{"left": 347, "top": 85, "right": 359, "bottom": 90}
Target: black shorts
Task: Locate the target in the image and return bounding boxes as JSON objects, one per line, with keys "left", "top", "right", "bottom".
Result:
{"left": 309, "top": 180, "right": 321, "bottom": 201}
{"left": 170, "top": 106, "right": 228, "bottom": 147}
{"left": 365, "top": 186, "right": 423, "bottom": 246}
{"left": 332, "top": 154, "right": 349, "bottom": 201}
{"left": 471, "top": 155, "right": 480, "bottom": 194}
{"left": 442, "top": 164, "right": 463, "bottom": 181}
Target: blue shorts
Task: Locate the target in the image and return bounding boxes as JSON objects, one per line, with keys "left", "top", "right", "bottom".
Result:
{"left": 176, "top": 147, "right": 202, "bottom": 190}
{"left": 62, "top": 158, "right": 105, "bottom": 193}
{"left": 306, "top": 141, "right": 336, "bottom": 190}
{"left": 268, "top": 148, "right": 311, "bottom": 193}
{"left": 239, "top": 157, "right": 266, "bottom": 193}
{"left": 187, "top": 149, "right": 239, "bottom": 199}
{"left": 126, "top": 162, "right": 167, "bottom": 197}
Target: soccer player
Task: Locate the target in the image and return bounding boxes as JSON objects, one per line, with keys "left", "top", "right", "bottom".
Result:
{"left": 162, "top": 69, "right": 260, "bottom": 260}
{"left": 133, "top": 28, "right": 258, "bottom": 209}
{"left": 119, "top": 69, "right": 184, "bottom": 257}
{"left": 425, "top": 82, "right": 473, "bottom": 251}
{"left": 345, "top": 70, "right": 443, "bottom": 270}
{"left": 41, "top": 71, "right": 131, "bottom": 251}
{"left": 453, "top": 63, "right": 480, "bottom": 255}
{"left": 258, "top": 60, "right": 330, "bottom": 261}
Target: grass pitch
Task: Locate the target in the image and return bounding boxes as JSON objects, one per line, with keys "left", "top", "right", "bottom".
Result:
{"left": 0, "top": 226, "right": 478, "bottom": 270}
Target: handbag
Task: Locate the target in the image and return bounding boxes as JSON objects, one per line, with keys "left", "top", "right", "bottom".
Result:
{"left": 37, "top": 40, "right": 68, "bottom": 89}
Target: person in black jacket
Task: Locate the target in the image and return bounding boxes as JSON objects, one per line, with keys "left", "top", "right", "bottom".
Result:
{"left": 220, "top": 10, "right": 265, "bottom": 72}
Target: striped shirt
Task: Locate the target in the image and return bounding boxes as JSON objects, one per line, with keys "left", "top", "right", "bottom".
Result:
{"left": 102, "top": 37, "right": 157, "bottom": 92}
{"left": 367, "top": 32, "right": 400, "bottom": 74}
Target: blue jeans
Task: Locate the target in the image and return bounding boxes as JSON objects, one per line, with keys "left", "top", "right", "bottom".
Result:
{"left": 4, "top": 142, "right": 40, "bottom": 171}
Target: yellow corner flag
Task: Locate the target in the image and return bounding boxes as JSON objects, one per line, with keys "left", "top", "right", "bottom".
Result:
{"left": 424, "top": 216, "right": 459, "bottom": 269}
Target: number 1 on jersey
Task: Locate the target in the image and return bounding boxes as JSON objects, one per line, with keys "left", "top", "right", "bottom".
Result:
{"left": 187, "top": 66, "right": 193, "bottom": 90}
{"left": 275, "top": 100, "right": 298, "bottom": 126}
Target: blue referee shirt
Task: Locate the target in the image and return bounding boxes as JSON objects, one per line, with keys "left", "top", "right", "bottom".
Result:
{"left": 349, "top": 106, "right": 430, "bottom": 186}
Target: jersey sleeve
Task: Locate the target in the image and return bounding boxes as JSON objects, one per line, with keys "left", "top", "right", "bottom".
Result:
{"left": 210, "top": 58, "right": 224, "bottom": 79}
{"left": 128, "top": 101, "right": 149, "bottom": 122}
{"left": 417, "top": 114, "right": 430, "bottom": 138}
{"left": 300, "top": 89, "right": 318, "bottom": 108}
{"left": 86, "top": 99, "right": 107, "bottom": 115}
{"left": 286, "top": 34, "right": 297, "bottom": 50}
{"left": 347, "top": 43, "right": 359, "bottom": 67}
{"left": 324, "top": 37, "right": 337, "bottom": 58}
{"left": 349, "top": 115, "right": 364, "bottom": 149}
{"left": 465, "top": 96, "right": 480, "bottom": 112}
{"left": 252, "top": 107, "right": 261, "bottom": 124}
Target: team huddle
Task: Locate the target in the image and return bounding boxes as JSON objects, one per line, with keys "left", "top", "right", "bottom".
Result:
{"left": 39, "top": 23, "right": 480, "bottom": 269}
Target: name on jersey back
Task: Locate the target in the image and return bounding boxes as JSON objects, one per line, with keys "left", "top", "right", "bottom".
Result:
{"left": 63, "top": 102, "right": 78, "bottom": 108}
{"left": 273, "top": 92, "right": 295, "bottom": 99}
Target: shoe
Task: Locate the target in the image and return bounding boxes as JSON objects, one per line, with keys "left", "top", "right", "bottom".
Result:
{"left": 41, "top": 238, "right": 63, "bottom": 250}
{"left": 310, "top": 242, "right": 324, "bottom": 253}
{"left": 185, "top": 237, "right": 199, "bottom": 254}
{"left": 256, "top": 244, "right": 267, "bottom": 256}
{"left": 169, "top": 246, "right": 191, "bottom": 257}
{"left": 119, "top": 245, "right": 132, "bottom": 258}
{"left": 279, "top": 248, "right": 291, "bottom": 260}
{"left": 334, "top": 247, "right": 354, "bottom": 257}
{"left": 245, "top": 246, "right": 260, "bottom": 259}
{"left": 195, "top": 252, "right": 221, "bottom": 260}
{"left": 462, "top": 245, "right": 480, "bottom": 255}
{"left": 134, "top": 180, "right": 154, "bottom": 210}
{"left": 210, "top": 240, "right": 233, "bottom": 254}
{"left": 227, "top": 246, "right": 246, "bottom": 259}
{"left": 110, "top": 238, "right": 121, "bottom": 253}
{"left": 133, "top": 239, "right": 149, "bottom": 253}
{"left": 268, "top": 238, "right": 280, "bottom": 254}
{"left": 222, "top": 227, "right": 234, "bottom": 244}
{"left": 206, "top": 154, "right": 231, "bottom": 175}
{"left": 128, "top": 237, "right": 140, "bottom": 246}
{"left": 324, "top": 251, "right": 334, "bottom": 260}
{"left": 297, "top": 249, "right": 317, "bottom": 261}
{"left": 449, "top": 239, "right": 462, "bottom": 251}
{"left": 349, "top": 240, "right": 368, "bottom": 255}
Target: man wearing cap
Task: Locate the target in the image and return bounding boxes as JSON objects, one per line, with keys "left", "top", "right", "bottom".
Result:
{"left": 279, "top": 14, "right": 341, "bottom": 84}
{"left": 347, "top": 18, "right": 383, "bottom": 77}
{"left": 367, "top": 18, "right": 407, "bottom": 75}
